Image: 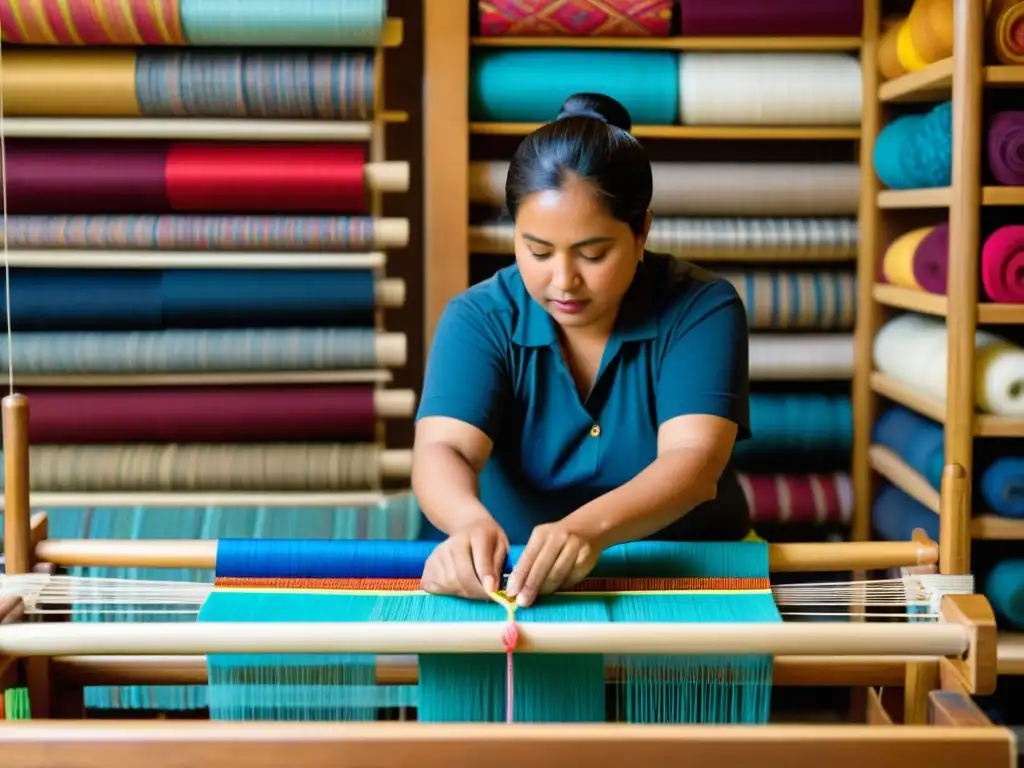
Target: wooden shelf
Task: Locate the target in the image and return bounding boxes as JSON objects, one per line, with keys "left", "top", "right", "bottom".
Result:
{"left": 470, "top": 36, "right": 861, "bottom": 51}
{"left": 877, "top": 186, "right": 1024, "bottom": 208}
{"left": 998, "top": 633, "right": 1024, "bottom": 675}
{"left": 973, "top": 515, "right": 1024, "bottom": 540}
{"left": 870, "top": 372, "right": 1024, "bottom": 437}
{"left": 872, "top": 284, "right": 1024, "bottom": 323}
{"left": 879, "top": 59, "right": 1024, "bottom": 103}
{"left": 470, "top": 123, "right": 860, "bottom": 140}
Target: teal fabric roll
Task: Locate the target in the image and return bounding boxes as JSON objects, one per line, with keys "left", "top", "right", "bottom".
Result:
{"left": 469, "top": 49, "right": 679, "bottom": 125}
{"left": 733, "top": 393, "right": 851, "bottom": 465}
{"left": 873, "top": 101, "right": 953, "bottom": 190}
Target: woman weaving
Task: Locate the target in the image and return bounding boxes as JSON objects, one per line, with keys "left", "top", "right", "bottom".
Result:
{"left": 414, "top": 93, "right": 750, "bottom": 609}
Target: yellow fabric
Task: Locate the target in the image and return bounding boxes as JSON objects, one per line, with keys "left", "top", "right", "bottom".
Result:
{"left": 878, "top": 21, "right": 909, "bottom": 80}
{"left": 908, "top": 0, "right": 954, "bottom": 63}
{"left": 897, "top": 20, "right": 931, "bottom": 72}
{"left": 882, "top": 226, "right": 935, "bottom": 291}
{"left": 0, "top": 49, "right": 140, "bottom": 117}
{"left": 989, "top": 0, "right": 1024, "bottom": 65}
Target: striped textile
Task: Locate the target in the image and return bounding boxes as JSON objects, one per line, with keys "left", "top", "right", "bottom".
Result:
{"left": 0, "top": 328, "right": 381, "bottom": 374}
{"left": 135, "top": 50, "right": 375, "bottom": 119}
{"left": 470, "top": 218, "right": 858, "bottom": 259}
{"left": 719, "top": 270, "right": 856, "bottom": 330}
{"left": 0, "top": 0, "right": 185, "bottom": 45}
{"left": 738, "top": 472, "right": 853, "bottom": 526}
{"left": 6, "top": 443, "right": 390, "bottom": 492}
{"left": 1, "top": 215, "right": 380, "bottom": 251}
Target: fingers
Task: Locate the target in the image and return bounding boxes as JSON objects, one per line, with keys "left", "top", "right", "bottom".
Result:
{"left": 470, "top": 524, "right": 504, "bottom": 594}
{"left": 508, "top": 528, "right": 576, "bottom": 607}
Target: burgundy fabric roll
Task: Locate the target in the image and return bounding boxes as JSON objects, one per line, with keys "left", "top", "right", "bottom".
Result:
{"left": 24, "top": 386, "right": 378, "bottom": 443}
{"left": 678, "top": 0, "right": 863, "bottom": 36}
{"left": 4, "top": 139, "right": 170, "bottom": 214}
{"left": 987, "top": 111, "right": 1024, "bottom": 186}
{"left": 912, "top": 222, "right": 949, "bottom": 295}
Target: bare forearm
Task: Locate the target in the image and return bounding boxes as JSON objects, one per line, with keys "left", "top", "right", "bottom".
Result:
{"left": 411, "top": 442, "right": 494, "bottom": 535}
{"left": 562, "top": 448, "right": 720, "bottom": 549}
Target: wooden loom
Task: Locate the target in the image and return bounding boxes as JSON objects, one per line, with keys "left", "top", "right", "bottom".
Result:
{"left": 0, "top": 394, "right": 1017, "bottom": 766}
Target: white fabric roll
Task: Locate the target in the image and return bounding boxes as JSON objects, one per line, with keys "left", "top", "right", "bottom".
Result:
{"left": 469, "top": 161, "right": 861, "bottom": 216}
{"left": 749, "top": 334, "right": 853, "bottom": 380}
{"left": 678, "top": 53, "right": 863, "bottom": 126}
{"left": 873, "top": 314, "right": 1024, "bottom": 416}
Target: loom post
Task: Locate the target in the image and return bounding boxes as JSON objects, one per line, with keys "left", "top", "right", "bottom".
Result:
{"left": 2, "top": 393, "right": 32, "bottom": 576}
{"left": 939, "top": 464, "right": 970, "bottom": 574}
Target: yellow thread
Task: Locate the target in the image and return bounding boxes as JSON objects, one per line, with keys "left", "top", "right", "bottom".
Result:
{"left": 488, "top": 590, "right": 517, "bottom": 622}
{"left": 54, "top": 0, "right": 85, "bottom": 45}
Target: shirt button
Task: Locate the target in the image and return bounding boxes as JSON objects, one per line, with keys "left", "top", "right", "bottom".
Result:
{"left": 590, "top": 424, "right": 601, "bottom": 438}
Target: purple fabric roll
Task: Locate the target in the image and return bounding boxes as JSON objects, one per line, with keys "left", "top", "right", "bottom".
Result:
{"left": 912, "top": 223, "right": 949, "bottom": 295}
{"left": 987, "top": 111, "right": 1024, "bottom": 187}
{"left": 3, "top": 139, "right": 170, "bottom": 214}
{"left": 678, "top": 0, "right": 863, "bottom": 36}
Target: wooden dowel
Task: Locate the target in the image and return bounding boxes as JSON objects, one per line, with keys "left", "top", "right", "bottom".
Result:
{"left": 364, "top": 161, "right": 409, "bottom": 193}
{"left": 939, "top": 464, "right": 970, "bottom": 575}
{"left": 32, "top": 538, "right": 939, "bottom": 572}
{"left": 374, "top": 278, "right": 406, "bottom": 307}
{"left": 0, "top": 622, "right": 969, "bottom": 658}
{"left": 47, "top": 654, "right": 927, "bottom": 688}
{"left": 372, "top": 390, "right": 416, "bottom": 418}
{"left": 374, "top": 333, "right": 407, "bottom": 368}
{"left": 380, "top": 449, "right": 412, "bottom": 477}
{"left": 2, "top": 393, "right": 31, "bottom": 575}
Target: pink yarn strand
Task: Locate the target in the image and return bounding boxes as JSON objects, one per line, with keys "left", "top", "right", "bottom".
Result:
{"left": 502, "top": 622, "right": 519, "bottom": 723}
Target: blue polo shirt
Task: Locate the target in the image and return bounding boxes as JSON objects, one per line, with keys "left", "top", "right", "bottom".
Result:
{"left": 415, "top": 251, "right": 750, "bottom": 545}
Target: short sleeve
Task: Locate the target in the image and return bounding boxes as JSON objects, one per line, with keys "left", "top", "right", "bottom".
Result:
{"left": 655, "top": 280, "right": 750, "bottom": 440}
{"left": 416, "top": 296, "right": 509, "bottom": 440}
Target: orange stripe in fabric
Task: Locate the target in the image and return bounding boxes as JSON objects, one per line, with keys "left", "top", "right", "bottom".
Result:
{"left": 213, "top": 576, "right": 771, "bottom": 592}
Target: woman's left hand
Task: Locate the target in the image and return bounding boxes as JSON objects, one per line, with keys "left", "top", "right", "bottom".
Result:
{"left": 505, "top": 522, "right": 602, "bottom": 607}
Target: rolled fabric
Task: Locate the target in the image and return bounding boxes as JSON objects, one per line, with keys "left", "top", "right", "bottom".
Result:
{"left": 477, "top": 0, "right": 673, "bottom": 36}
{"left": 981, "top": 226, "right": 1024, "bottom": 303}
{"left": 678, "top": 53, "right": 862, "bottom": 126}
{"left": 748, "top": 334, "right": 853, "bottom": 380}
{"left": 881, "top": 226, "right": 934, "bottom": 290}
{"left": 913, "top": 223, "right": 949, "bottom": 294}
{"left": 738, "top": 472, "right": 853, "bottom": 526}
{"left": 677, "top": 0, "right": 862, "bottom": 36}
{"left": 896, "top": 20, "right": 931, "bottom": 72}
{"left": 470, "top": 161, "right": 862, "bottom": 216}
{"left": 872, "top": 406, "right": 945, "bottom": 489}
{"left": 873, "top": 101, "right": 952, "bottom": 189}
{"left": 874, "top": 313, "right": 1024, "bottom": 416}
{"left": 989, "top": 0, "right": 1024, "bottom": 65}
{"left": 907, "top": 0, "right": 954, "bottom": 64}
{"left": 878, "top": 21, "right": 908, "bottom": 80}
{"left": 981, "top": 459, "right": 1024, "bottom": 517}
{"left": 987, "top": 111, "right": 1024, "bottom": 186}
{"left": 720, "top": 270, "right": 856, "bottom": 330}
{"left": 985, "top": 560, "right": 1024, "bottom": 629}
{"left": 871, "top": 484, "right": 939, "bottom": 543}
{"left": 469, "top": 49, "right": 679, "bottom": 124}
{"left": 733, "top": 393, "right": 852, "bottom": 464}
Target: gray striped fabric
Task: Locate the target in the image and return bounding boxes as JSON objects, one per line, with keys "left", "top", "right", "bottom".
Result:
{"left": 0, "top": 328, "right": 379, "bottom": 374}
{"left": 471, "top": 217, "right": 858, "bottom": 259}
{"left": 719, "top": 271, "right": 857, "bottom": 330}
{"left": 135, "top": 50, "right": 375, "bottom": 120}
{"left": 9, "top": 443, "right": 386, "bottom": 492}
{"left": 1, "top": 215, "right": 379, "bottom": 251}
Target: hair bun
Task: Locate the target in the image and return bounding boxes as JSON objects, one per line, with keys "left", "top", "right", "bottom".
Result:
{"left": 556, "top": 93, "right": 632, "bottom": 132}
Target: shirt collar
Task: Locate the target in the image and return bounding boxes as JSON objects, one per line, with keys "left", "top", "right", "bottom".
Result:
{"left": 511, "top": 260, "right": 658, "bottom": 348}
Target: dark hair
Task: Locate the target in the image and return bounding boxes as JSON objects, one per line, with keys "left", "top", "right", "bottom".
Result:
{"left": 504, "top": 93, "right": 653, "bottom": 235}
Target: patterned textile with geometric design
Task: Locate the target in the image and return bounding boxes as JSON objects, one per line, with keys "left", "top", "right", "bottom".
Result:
{"left": 477, "top": 0, "right": 672, "bottom": 36}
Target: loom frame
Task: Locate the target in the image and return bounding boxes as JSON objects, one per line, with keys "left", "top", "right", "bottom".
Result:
{"left": 0, "top": 390, "right": 1008, "bottom": 756}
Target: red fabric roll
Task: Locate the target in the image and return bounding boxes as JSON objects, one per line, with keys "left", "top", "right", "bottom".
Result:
{"left": 24, "top": 386, "right": 379, "bottom": 443}
{"left": 164, "top": 143, "right": 367, "bottom": 214}
{"left": 739, "top": 472, "right": 852, "bottom": 526}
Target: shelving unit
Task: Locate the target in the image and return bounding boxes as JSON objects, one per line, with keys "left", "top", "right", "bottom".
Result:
{"left": 853, "top": 0, "right": 1024, "bottom": 685}
{"left": 425, "top": 0, "right": 869, "bottom": 538}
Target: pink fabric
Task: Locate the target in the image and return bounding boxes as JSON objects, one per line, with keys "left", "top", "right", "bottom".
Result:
{"left": 982, "top": 226, "right": 1024, "bottom": 303}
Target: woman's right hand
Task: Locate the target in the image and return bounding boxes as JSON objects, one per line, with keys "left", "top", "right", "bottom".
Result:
{"left": 420, "top": 517, "right": 509, "bottom": 599}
